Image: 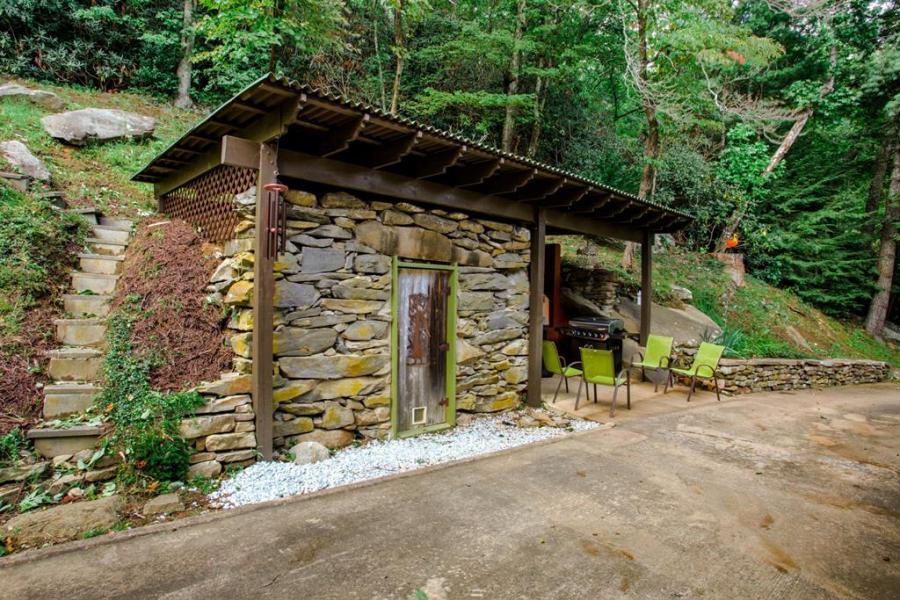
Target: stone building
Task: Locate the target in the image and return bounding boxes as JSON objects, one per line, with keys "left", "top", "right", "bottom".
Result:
{"left": 135, "top": 74, "right": 691, "bottom": 458}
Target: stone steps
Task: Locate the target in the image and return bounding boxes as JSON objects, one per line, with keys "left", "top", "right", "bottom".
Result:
{"left": 86, "top": 238, "right": 128, "bottom": 256}
{"left": 42, "top": 383, "right": 101, "bottom": 419}
{"left": 26, "top": 426, "right": 104, "bottom": 458}
{"left": 35, "top": 207, "right": 134, "bottom": 458}
{"left": 54, "top": 318, "right": 107, "bottom": 348}
{"left": 99, "top": 216, "right": 134, "bottom": 229}
{"left": 91, "top": 225, "right": 130, "bottom": 244}
{"left": 63, "top": 293, "right": 112, "bottom": 318}
{"left": 46, "top": 348, "right": 103, "bottom": 381}
{"left": 71, "top": 271, "right": 119, "bottom": 295}
{"left": 67, "top": 207, "right": 100, "bottom": 225}
{"left": 78, "top": 253, "right": 124, "bottom": 275}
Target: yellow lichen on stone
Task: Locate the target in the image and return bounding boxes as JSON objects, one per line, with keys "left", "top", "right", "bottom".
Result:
{"left": 224, "top": 280, "right": 254, "bottom": 305}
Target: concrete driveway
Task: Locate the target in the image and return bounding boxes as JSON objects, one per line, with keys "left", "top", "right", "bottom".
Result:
{"left": 2, "top": 383, "right": 898, "bottom": 599}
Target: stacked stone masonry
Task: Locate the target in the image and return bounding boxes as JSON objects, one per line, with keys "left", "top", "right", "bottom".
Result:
{"left": 560, "top": 263, "right": 619, "bottom": 314}
{"left": 181, "top": 373, "right": 257, "bottom": 478}
{"left": 715, "top": 358, "right": 891, "bottom": 395}
{"left": 661, "top": 342, "right": 890, "bottom": 394}
{"left": 205, "top": 187, "right": 531, "bottom": 451}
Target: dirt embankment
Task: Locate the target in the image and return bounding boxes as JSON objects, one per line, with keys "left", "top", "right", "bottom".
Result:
{"left": 111, "top": 219, "right": 232, "bottom": 391}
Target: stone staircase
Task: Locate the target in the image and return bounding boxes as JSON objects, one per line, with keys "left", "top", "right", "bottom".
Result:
{"left": 27, "top": 208, "right": 134, "bottom": 458}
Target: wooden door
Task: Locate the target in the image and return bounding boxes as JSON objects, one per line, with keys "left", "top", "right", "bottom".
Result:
{"left": 395, "top": 266, "right": 454, "bottom": 434}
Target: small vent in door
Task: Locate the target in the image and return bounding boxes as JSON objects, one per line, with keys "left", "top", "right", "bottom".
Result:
{"left": 411, "top": 406, "right": 427, "bottom": 425}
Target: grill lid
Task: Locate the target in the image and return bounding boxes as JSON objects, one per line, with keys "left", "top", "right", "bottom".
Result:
{"left": 567, "top": 315, "right": 625, "bottom": 336}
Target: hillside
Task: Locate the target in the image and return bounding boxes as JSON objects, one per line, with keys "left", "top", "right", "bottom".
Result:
{"left": 553, "top": 236, "right": 900, "bottom": 367}
{"left": 0, "top": 78, "right": 200, "bottom": 216}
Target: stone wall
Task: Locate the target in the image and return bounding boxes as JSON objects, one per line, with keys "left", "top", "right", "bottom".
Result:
{"left": 560, "top": 263, "right": 618, "bottom": 314}
{"left": 716, "top": 358, "right": 891, "bottom": 394}
{"left": 208, "top": 187, "right": 531, "bottom": 451}
{"left": 181, "top": 373, "right": 257, "bottom": 478}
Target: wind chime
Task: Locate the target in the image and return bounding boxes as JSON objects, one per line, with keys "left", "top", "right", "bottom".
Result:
{"left": 262, "top": 138, "right": 288, "bottom": 260}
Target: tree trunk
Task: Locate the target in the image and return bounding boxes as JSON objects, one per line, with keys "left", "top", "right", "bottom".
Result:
{"left": 526, "top": 60, "right": 545, "bottom": 158}
{"left": 174, "top": 0, "right": 195, "bottom": 109}
{"left": 762, "top": 45, "right": 837, "bottom": 178}
{"left": 373, "top": 0, "right": 387, "bottom": 111}
{"left": 623, "top": 0, "right": 657, "bottom": 271}
{"left": 866, "top": 128, "right": 895, "bottom": 228}
{"left": 865, "top": 144, "right": 900, "bottom": 337}
{"left": 389, "top": 0, "right": 404, "bottom": 115}
{"left": 501, "top": 0, "right": 526, "bottom": 153}
{"left": 269, "top": 0, "right": 284, "bottom": 73}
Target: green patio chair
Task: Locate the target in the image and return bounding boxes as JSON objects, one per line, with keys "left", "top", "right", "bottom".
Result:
{"left": 665, "top": 342, "right": 725, "bottom": 402}
{"left": 543, "top": 340, "right": 582, "bottom": 404}
{"left": 631, "top": 334, "right": 674, "bottom": 392}
{"left": 576, "top": 348, "right": 630, "bottom": 417}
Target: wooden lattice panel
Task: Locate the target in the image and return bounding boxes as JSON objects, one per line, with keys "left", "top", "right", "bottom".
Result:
{"left": 160, "top": 165, "right": 257, "bottom": 242}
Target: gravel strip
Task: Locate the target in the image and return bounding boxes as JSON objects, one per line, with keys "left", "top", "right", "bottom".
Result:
{"left": 210, "top": 416, "right": 599, "bottom": 508}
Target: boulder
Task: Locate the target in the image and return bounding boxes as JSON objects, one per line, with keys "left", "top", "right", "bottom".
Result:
{"left": 413, "top": 213, "right": 458, "bottom": 234}
{"left": 188, "top": 460, "right": 222, "bottom": 479}
{"left": 143, "top": 493, "right": 184, "bottom": 515}
{"left": 0, "top": 140, "right": 50, "bottom": 181}
{"left": 0, "top": 462, "right": 47, "bottom": 485}
{"left": 290, "top": 441, "right": 331, "bottom": 464}
{"left": 42, "top": 108, "right": 156, "bottom": 145}
{"left": 291, "top": 429, "right": 355, "bottom": 449}
{"left": 316, "top": 377, "right": 386, "bottom": 400}
{"left": 273, "top": 418, "right": 314, "bottom": 437}
{"left": 0, "top": 82, "right": 65, "bottom": 109}
{"left": 3, "top": 495, "right": 121, "bottom": 546}
{"left": 670, "top": 285, "right": 693, "bottom": 304}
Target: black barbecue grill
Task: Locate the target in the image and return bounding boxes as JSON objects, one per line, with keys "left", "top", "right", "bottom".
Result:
{"left": 560, "top": 316, "right": 627, "bottom": 373}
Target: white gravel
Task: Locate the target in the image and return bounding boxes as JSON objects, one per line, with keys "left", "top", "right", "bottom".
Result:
{"left": 209, "top": 415, "right": 598, "bottom": 508}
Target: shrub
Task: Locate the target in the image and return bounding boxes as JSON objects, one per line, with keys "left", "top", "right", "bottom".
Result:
{"left": 97, "top": 301, "right": 204, "bottom": 485}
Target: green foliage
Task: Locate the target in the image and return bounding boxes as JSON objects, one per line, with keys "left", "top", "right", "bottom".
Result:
{"left": 98, "top": 299, "right": 204, "bottom": 485}
{"left": 0, "top": 185, "right": 86, "bottom": 334}
{"left": 0, "top": 428, "right": 25, "bottom": 466}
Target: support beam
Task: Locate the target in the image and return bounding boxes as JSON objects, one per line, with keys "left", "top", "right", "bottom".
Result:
{"left": 640, "top": 230, "right": 653, "bottom": 346}
{"left": 365, "top": 131, "right": 421, "bottom": 169}
{"left": 319, "top": 114, "right": 369, "bottom": 157}
{"left": 519, "top": 177, "right": 566, "bottom": 202}
{"left": 221, "top": 135, "right": 260, "bottom": 168}
{"left": 527, "top": 207, "right": 547, "bottom": 407}
{"left": 252, "top": 143, "right": 276, "bottom": 461}
{"left": 542, "top": 186, "right": 588, "bottom": 209}
{"left": 454, "top": 158, "right": 503, "bottom": 186}
{"left": 277, "top": 150, "right": 644, "bottom": 242}
{"left": 411, "top": 145, "right": 465, "bottom": 178}
{"left": 478, "top": 168, "right": 536, "bottom": 195}
{"left": 573, "top": 192, "right": 613, "bottom": 214}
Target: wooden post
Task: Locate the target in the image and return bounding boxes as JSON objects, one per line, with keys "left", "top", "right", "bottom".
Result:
{"left": 527, "top": 207, "right": 546, "bottom": 407}
{"left": 640, "top": 230, "right": 653, "bottom": 346}
{"left": 252, "top": 143, "right": 276, "bottom": 460}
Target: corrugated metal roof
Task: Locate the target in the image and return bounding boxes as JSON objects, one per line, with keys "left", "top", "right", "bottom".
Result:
{"left": 134, "top": 73, "right": 692, "bottom": 226}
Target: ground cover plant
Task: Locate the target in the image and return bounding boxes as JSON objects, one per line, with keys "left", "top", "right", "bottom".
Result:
{"left": 0, "top": 184, "right": 87, "bottom": 434}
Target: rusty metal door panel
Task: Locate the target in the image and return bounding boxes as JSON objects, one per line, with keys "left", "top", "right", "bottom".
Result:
{"left": 396, "top": 267, "right": 450, "bottom": 433}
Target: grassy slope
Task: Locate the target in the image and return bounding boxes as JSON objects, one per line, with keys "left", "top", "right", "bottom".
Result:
{"left": 0, "top": 77, "right": 200, "bottom": 215}
{"left": 551, "top": 236, "right": 900, "bottom": 367}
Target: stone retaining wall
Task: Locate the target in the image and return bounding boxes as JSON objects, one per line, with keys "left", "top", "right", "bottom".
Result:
{"left": 716, "top": 358, "right": 891, "bottom": 394}
{"left": 182, "top": 373, "right": 257, "bottom": 478}
{"left": 560, "top": 263, "right": 618, "bottom": 314}
{"left": 654, "top": 342, "right": 891, "bottom": 394}
{"left": 204, "top": 187, "right": 530, "bottom": 451}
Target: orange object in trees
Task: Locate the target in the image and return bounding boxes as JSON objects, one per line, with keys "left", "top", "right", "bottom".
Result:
{"left": 725, "top": 234, "right": 739, "bottom": 249}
